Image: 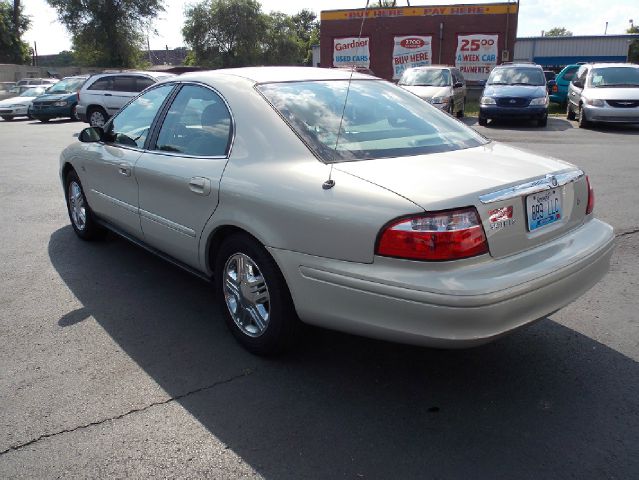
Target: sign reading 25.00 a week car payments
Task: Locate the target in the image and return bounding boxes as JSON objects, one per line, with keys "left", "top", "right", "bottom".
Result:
{"left": 455, "top": 34, "right": 498, "bottom": 81}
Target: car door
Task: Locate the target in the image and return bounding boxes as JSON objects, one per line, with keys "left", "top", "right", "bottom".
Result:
{"left": 82, "top": 84, "right": 176, "bottom": 238}
{"left": 134, "top": 83, "right": 233, "bottom": 269}
{"left": 568, "top": 66, "right": 588, "bottom": 110}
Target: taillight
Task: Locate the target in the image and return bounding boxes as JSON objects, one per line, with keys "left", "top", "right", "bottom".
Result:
{"left": 586, "top": 176, "right": 595, "bottom": 215}
{"left": 552, "top": 84, "right": 558, "bottom": 93}
{"left": 376, "top": 208, "right": 489, "bottom": 261}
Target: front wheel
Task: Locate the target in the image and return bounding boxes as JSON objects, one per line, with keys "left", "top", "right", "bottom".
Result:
{"left": 2, "top": 116, "right": 14, "bottom": 121}
{"left": 566, "top": 102, "right": 576, "bottom": 120}
{"left": 64, "top": 170, "right": 105, "bottom": 240}
{"left": 478, "top": 115, "right": 488, "bottom": 126}
{"left": 215, "top": 233, "right": 299, "bottom": 355}
{"left": 456, "top": 98, "right": 465, "bottom": 118}
{"left": 578, "top": 106, "right": 590, "bottom": 128}
{"left": 88, "top": 108, "right": 107, "bottom": 128}
{"left": 538, "top": 115, "right": 548, "bottom": 127}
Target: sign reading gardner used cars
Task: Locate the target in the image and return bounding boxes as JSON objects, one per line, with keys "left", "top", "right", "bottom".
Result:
{"left": 333, "top": 37, "right": 370, "bottom": 68}
{"left": 392, "top": 36, "right": 432, "bottom": 80}
{"left": 455, "top": 34, "right": 498, "bottom": 81}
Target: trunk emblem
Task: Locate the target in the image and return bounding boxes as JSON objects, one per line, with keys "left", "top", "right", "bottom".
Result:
{"left": 489, "top": 206, "right": 513, "bottom": 223}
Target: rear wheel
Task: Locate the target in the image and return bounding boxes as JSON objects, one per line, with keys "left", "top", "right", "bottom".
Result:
{"left": 87, "top": 107, "right": 107, "bottom": 128}
{"left": 566, "top": 102, "right": 576, "bottom": 120}
{"left": 2, "top": 116, "right": 13, "bottom": 121}
{"left": 64, "top": 170, "right": 105, "bottom": 240}
{"left": 215, "top": 233, "right": 299, "bottom": 355}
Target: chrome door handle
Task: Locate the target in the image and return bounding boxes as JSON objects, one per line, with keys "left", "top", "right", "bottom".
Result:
{"left": 189, "top": 177, "right": 211, "bottom": 196}
{"left": 118, "top": 163, "right": 131, "bottom": 177}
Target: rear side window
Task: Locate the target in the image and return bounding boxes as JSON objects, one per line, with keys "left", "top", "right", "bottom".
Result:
{"left": 562, "top": 67, "right": 578, "bottom": 82}
{"left": 88, "top": 77, "right": 112, "bottom": 91}
{"left": 154, "top": 85, "right": 232, "bottom": 157}
{"left": 112, "top": 76, "right": 138, "bottom": 92}
{"left": 136, "top": 77, "right": 155, "bottom": 92}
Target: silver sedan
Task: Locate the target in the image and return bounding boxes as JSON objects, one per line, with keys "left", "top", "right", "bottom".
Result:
{"left": 59, "top": 67, "right": 615, "bottom": 354}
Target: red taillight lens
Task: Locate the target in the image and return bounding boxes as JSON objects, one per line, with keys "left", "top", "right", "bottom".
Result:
{"left": 586, "top": 176, "right": 595, "bottom": 215}
{"left": 376, "top": 208, "right": 489, "bottom": 261}
{"left": 552, "top": 85, "right": 558, "bottom": 93}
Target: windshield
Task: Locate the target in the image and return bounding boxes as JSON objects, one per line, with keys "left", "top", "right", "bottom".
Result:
{"left": 590, "top": 67, "right": 639, "bottom": 88}
{"left": 258, "top": 80, "right": 487, "bottom": 163}
{"left": 46, "top": 77, "right": 86, "bottom": 94}
{"left": 399, "top": 69, "right": 451, "bottom": 86}
{"left": 487, "top": 67, "right": 546, "bottom": 86}
{"left": 19, "top": 87, "right": 46, "bottom": 97}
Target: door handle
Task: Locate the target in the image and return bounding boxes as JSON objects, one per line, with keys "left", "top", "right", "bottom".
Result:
{"left": 189, "top": 177, "right": 211, "bottom": 196}
{"left": 118, "top": 163, "right": 131, "bottom": 177}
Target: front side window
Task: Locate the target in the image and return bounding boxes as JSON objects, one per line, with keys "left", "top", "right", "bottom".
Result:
{"left": 399, "top": 69, "right": 451, "bottom": 87}
{"left": 258, "top": 80, "right": 487, "bottom": 163}
{"left": 19, "top": 87, "right": 46, "bottom": 97}
{"left": 487, "top": 67, "right": 546, "bottom": 86}
{"left": 589, "top": 67, "right": 639, "bottom": 88}
{"left": 154, "top": 85, "right": 232, "bottom": 157}
{"left": 104, "top": 85, "right": 174, "bottom": 149}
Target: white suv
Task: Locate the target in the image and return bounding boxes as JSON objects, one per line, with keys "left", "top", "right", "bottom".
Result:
{"left": 77, "top": 71, "right": 173, "bottom": 127}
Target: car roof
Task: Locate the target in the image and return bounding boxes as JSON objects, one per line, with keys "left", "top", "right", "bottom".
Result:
{"left": 89, "top": 71, "right": 173, "bottom": 79}
{"left": 175, "top": 66, "right": 377, "bottom": 84}
{"left": 494, "top": 63, "right": 542, "bottom": 69}
{"left": 588, "top": 63, "right": 639, "bottom": 68}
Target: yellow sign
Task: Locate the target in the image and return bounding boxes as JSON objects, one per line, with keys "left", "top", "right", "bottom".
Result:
{"left": 321, "top": 3, "right": 518, "bottom": 21}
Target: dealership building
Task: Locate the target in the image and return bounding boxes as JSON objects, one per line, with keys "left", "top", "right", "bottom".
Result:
{"left": 319, "top": 2, "right": 519, "bottom": 82}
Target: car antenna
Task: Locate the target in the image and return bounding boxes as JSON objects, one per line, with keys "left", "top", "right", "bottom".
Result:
{"left": 323, "top": 0, "right": 371, "bottom": 191}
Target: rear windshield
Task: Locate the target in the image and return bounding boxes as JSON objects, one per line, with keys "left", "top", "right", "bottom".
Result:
{"left": 487, "top": 67, "right": 546, "bottom": 86}
{"left": 257, "top": 80, "right": 486, "bottom": 163}
{"left": 47, "top": 77, "right": 86, "bottom": 94}
{"left": 590, "top": 67, "right": 639, "bottom": 88}
{"left": 399, "top": 69, "right": 451, "bottom": 86}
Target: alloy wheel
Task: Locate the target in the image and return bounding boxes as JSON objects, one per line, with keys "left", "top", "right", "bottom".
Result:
{"left": 68, "top": 180, "right": 86, "bottom": 231}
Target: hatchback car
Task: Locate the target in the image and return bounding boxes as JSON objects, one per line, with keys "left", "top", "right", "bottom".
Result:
{"left": 479, "top": 63, "right": 549, "bottom": 127}
{"left": 566, "top": 63, "right": 639, "bottom": 128}
{"left": 548, "top": 63, "right": 581, "bottom": 106}
{"left": 0, "top": 86, "right": 48, "bottom": 121}
{"left": 398, "top": 65, "right": 466, "bottom": 117}
{"left": 76, "top": 71, "right": 173, "bottom": 127}
{"left": 60, "top": 67, "right": 614, "bottom": 355}
{"left": 29, "top": 75, "right": 89, "bottom": 122}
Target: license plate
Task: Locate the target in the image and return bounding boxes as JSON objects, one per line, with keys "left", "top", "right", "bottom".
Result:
{"left": 526, "top": 189, "right": 562, "bottom": 231}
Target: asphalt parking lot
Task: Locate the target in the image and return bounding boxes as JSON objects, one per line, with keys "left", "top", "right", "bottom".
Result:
{"left": 1, "top": 116, "right": 638, "bottom": 479}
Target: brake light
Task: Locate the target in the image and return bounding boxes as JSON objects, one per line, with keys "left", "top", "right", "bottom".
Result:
{"left": 376, "top": 208, "right": 489, "bottom": 261}
{"left": 586, "top": 176, "right": 595, "bottom": 215}
{"left": 552, "top": 84, "right": 558, "bottom": 93}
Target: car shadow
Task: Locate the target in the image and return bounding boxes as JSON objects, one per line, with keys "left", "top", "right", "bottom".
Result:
{"left": 27, "top": 119, "right": 79, "bottom": 125}
{"left": 464, "top": 116, "right": 573, "bottom": 131}
{"left": 48, "top": 226, "right": 639, "bottom": 479}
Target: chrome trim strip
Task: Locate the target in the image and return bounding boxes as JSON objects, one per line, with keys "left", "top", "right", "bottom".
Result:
{"left": 479, "top": 169, "right": 584, "bottom": 204}
{"left": 139, "top": 208, "right": 196, "bottom": 238}
{"left": 91, "top": 189, "right": 138, "bottom": 214}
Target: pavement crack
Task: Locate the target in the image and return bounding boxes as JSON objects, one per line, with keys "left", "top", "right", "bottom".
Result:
{"left": 615, "top": 228, "right": 639, "bottom": 238}
{"left": 0, "top": 369, "right": 253, "bottom": 456}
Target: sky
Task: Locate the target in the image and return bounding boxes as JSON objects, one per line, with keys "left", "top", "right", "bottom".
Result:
{"left": 21, "top": 0, "right": 639, "bottom": 55}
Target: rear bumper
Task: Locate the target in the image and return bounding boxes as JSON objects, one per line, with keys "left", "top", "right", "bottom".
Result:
{"left": 583, "top": 105, "right": 639, "bottom": 123}
{"left": 269, "top": 218, "right": 614, "bottom": 347}
{"left": 480, "top": 105, "right": 547, "bottom": 120}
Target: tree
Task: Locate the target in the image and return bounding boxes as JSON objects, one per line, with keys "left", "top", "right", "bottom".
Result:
{"left": 544, "top": 27, "right": 573, "bottom": 37}
{"left": 183, "top": 0, "right": 266, "bottom": 68}
{"left": 628, "top": 25, "right": 639, "bottom": 63}
{"left": 0, "top": 0, "right": 31, "bottom": 64}
{"left": 291, "top": 9, "right": 319, "bottom": 65}
{"left": 262, "top": 12, "right": 304, "bottom": 65}
{"left": 370, "top": 1, "right": 397, "bottom": 7}
{"left": 46, "top": 0, "right": 164, "bottom": 68}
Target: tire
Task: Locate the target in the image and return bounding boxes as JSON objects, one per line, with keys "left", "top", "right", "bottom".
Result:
{"left": 456, "top": 98, "right": 465, "bottom": 118}
{"left": 2, "top": 116, "right": 14, "bottom": 121}
{"left": 447, "top": 100, "right": 454, "bottom": 115}
{"left": 64, "top": 170, "right": 105, "bottom": 241}
{"left": 215, "top": 233, "right": 299, "bottom": 355}
{"left": 39, "top": 117, "right": 50, "bottom": 123}
{"left": 538, "top": 115, "right": 548, "bottom": 127}
{"left": 578, "top": 105, "right": 590, "bottom": 128}
{"left": 70, "top": 104, "right": 79, "bottom": 121}
{"left": 478, "top": 115, "right": 488, "bottom": 126}
{"left": 566, "top": 102, "right": 576, "bottom": 120}
{"left": 87, "top": 107, "right": 107, "bottom": 128}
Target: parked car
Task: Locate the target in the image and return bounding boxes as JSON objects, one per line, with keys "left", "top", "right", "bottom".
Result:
{"left": 0, "top": 82, "right": 16, "bottom": 101}
{"left": 543, "top": 70, "right": 556, "bottom": 83}
{"left": 15, "top": 77, "right": 58, "bottom": 88}
{"left": 0, "top": 86, "right": 49, "bottom": 121}
{"left": 60, "top": 67, "right": 613, "bottom": 355}
{"left": 566, "top": 63, "right": 639, "bottom": 128}
{"left": 548, "top": 64, "right": 581, "bottom": 106}
{"left": 398, "top": 65, "right": 466, "bottom": 117}
{"left": 29, "top": 75, "right": 89, "bottom": 122}
{"left": 76, "top": 71, "right": 173, "bottom": 127}
{"left": 479, "top": 63, "right": 549, "bottom": 127}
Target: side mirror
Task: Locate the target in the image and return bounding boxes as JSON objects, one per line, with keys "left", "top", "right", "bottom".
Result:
{"left": 454, "top": 81, "right": 464, "bottom": 88}
{"left": 79, "top": 126, "right": 103, "bottom": 143}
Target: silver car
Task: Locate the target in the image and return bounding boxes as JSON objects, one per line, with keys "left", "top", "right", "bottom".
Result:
{"left": 60, "top": 67, "right": 614, "bottom": 354}
{"left": 398, "top": 65, "right": 466, "bottom": 117}
{"left": 567, "top": 63, "right": 639, "bottom": 127}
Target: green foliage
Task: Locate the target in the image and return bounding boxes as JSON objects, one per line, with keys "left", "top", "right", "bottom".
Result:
{"left": 183, "top": 1, "right": 319, "bottom": 67}
{"left": 544, "top": 27, "right": 573, "bottom": 37}
{"left": 0, "top": 0, "right": 31, "bottom": 64}
{"left": 46, "top": 0, "right": 164, "bottom": 68}
{"left": 628, "top": 25, "right": 639, "bottom": 63}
